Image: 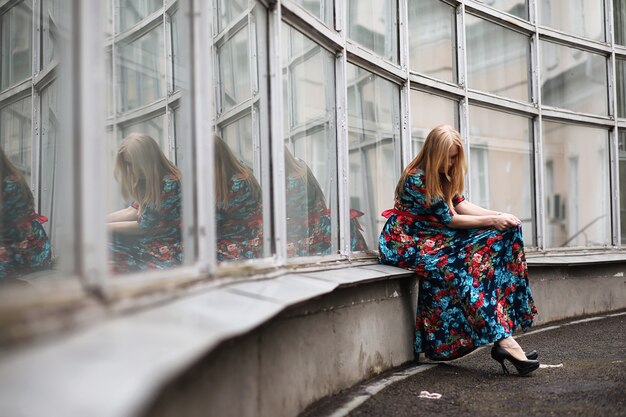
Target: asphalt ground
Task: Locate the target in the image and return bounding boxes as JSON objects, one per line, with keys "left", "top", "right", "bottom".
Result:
{"left": 301, "top": 312, "right": 626, "bottom": 417}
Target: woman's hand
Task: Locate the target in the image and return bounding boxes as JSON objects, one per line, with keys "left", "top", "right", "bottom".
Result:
{"left": 491, "top": 212, "right": 521, "bottom": 231}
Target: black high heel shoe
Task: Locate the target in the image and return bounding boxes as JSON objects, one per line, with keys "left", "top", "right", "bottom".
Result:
{"left": 491, "top": 345, "right": 540, "bottom": 376}
{"left": 525, "top": 350, "right": 539, "bottom": 360}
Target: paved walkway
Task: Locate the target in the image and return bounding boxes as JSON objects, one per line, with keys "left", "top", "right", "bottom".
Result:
{"left": 302, "top": 312, "right": 626, "bottom": 417}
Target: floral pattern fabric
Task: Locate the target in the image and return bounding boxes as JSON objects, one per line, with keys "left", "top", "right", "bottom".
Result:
{"left": 378, "top": 169, "right": 537, "bottom": 361}
{"left": 0, "top": 175, "right": 51, "bottom": 280}
{"left": 110, "top": 175, "right": 183, "bottom": 273}
{"left": 217, "top": 175, "right": 263, "bottom": 261}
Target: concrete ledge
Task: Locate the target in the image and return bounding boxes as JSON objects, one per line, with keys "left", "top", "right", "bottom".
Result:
{"left": 0, "top": 260, "right": 625, "bottom": 417}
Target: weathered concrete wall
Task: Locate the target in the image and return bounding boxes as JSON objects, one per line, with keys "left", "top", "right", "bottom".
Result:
{"left": 145, "top": 278, "right": 417, "bottom": 417}
{"left": 529, "top": 263, "right": 626, "bottom": 325}
{"left": 143, "top": 263, "right": 626, "bottom": 417}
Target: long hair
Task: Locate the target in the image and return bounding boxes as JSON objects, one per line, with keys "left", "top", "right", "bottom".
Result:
{"left": 214, "top": 135, "right": 261, "bottom": 207}
{"left": 0, "top": 146, "right": 34, "bottom": 210}
{"left": 114, "top": 133, "right": 181, "bottom": 211}
{"left": 395, "top": 125, "right": 466, "bottom": 207}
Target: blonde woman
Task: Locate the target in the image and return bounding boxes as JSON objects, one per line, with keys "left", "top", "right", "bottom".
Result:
{"left": 214, "top": 135, "right": 263, "bottom": 261}
{"left": 0, "top": 147, "right": 51, "bottom": 280}
{"left": 107, "top": 133, "right": 182, "bottom": 272}
{"left": 379, "top": 125, "right": 539, "bottom": 376}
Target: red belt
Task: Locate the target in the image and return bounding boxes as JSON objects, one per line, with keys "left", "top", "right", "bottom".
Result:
{"left": 381, "top": 209, "right": 420, "bottom": 219}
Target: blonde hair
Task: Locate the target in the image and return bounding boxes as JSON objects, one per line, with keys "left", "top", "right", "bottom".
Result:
{"left": 396, "top": 125, "right": 466, "bottom": 207}
{"left": 214, "top": 135, "right": 261, "bottom": 207}
{"left": 0, "top": 146, "right": 34, "bottom": 210}
{"left": 114, "top": 133, "right": 181, "bottom": 211}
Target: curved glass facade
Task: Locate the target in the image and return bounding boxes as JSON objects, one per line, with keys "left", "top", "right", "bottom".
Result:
{"left": 1, "top": 0, "right": 626, "bottom": 294}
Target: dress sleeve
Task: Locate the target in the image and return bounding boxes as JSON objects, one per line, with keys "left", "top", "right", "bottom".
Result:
{"left": 452, "top": 194, "right": 465, "bottom": 206}
{"left": 139, "top": 178, "right": 181, "bottom": 231}
{"left": 402, "top": 172, "right": 454, "bottom": 224}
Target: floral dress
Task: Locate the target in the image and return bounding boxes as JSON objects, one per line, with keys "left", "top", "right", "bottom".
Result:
{"left": 217, "top": 175, "right": 263, "bottom": 261}
{"left": 0, "top": 175, "right": 51, "bottom": 280}
{"left": 286, "top": 171, "right": 332, "bottom": 257}
{"left": 110, "top": 175, "right": 183, "bottom": 273}
{"left": 378, "top": 169, "right": 537, "bottom": 361}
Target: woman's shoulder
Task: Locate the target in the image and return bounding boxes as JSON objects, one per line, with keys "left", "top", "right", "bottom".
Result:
{"left": 162, "top": 174, "right": 181, "bottom": 191}
{"left": 405, "top": 168, "right": 426, "bottom": 186}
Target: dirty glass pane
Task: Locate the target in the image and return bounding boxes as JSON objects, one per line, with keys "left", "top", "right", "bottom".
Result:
{"left": 475, "top": 0, "right": 528, "bottom": 20}
{"left": 543, "top": 121, "right": 609, "bottom": 248}
{"left": 119, "top": 0, "right": 162, "bottom": 32}
{"left": 348, "top": 0, "right": 398, "bottom": 64}
{"left": 292, "top": 0, "right": 333, "bottom": 26}
{"left": 410, "top": 90, "right": 458, "bottom": 157}
{"left": 408, "top": 0, "right": 456, "bottom": 82}
{"left": 347, "top": 64, "right": 400, "bottom": 251}
{"left": 469, "top": 105, "right": 535, "bottom": 247}
{"left": 466, "top": 14, "right": 530, "bottom": 102}
{"left": 539, "top": 0, "right": 604, "bottom": 41}
{"left": 282, "top": 24, "right": 336, "bottom": 258}
{"left": 540, "top": 41, "right": 607, "bottom": 115}
{"left": 118, "top": 26, "right": 166, "bottom": 112}
{"left": 1, "top": 0, "right": 33, "bottom": 90}
{"left": 217, "top": 27, "right": 251, "bottom": 113}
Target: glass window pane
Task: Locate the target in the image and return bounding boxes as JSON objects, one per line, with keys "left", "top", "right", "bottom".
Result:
{"left": 121, "top": 114, "right": 168, "bottom": 153}
{"left": 171, "top": 10, "right": 183, "bottom": 91}
{"left": 217, "top": 0, "right": 247, "bottom": 32}
{"left": 469, "top": 106, "right": 535, "bottom": 247}
{"left": 408, "top": 0, "right": 456, "bottom": 83}
{"left": 615, "top": 0, "right": 626, "bottom": 45}
{"left": 119, "top": 0, "right": 162, "bottom": 32}
{"left": 1, "top": 1, "right": 33, "bottom": 90}
{"left": 347, "top": 64, "right": 400, "bottom": 251}
{"left": 118, "top": 26, "right": 166, "bottom": 113}
{"left": 539, "top": 0, "right": 604, "bottom": 41}
{"left": 217, "top": 27, "right": 252, "bottom": 113}
{"left": 619, "top": 130, "right": 626, "bottom": 243}
{"left": 410, "top": 90, "right": 458, "bottom": 156}
{"left": 43, "top": 0, "right": 59, "bottom": 68}
{"left": 541, "top": 41, "right": 607, "bottom": 115}
{"left": 292, "top": 0, "right": 333, "bottom": 26}
{"left": 617, "top": 58, "right": 626, "bottom": 118}
{"left": 474, "top": 0, "right": 528, "bottom": 20}
{"left": 0, "top": 97, "right": 32, "bottom": 185}
{"left": 543, "top": 121, "right": 609, "bottom": 248}
{"left": 466, "top": 15, "right": 530, "bottom": 102}
{"left": 283, "top": 24, "right": 336, "bottom": 258}
{"left": 348, "top": 0, "right": 398, "bottom": 64}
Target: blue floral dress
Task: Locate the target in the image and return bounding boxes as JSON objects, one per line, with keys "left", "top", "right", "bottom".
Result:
{"left": 0, "top": 175, "right": 51, "bottom": 279}
{"left": 110, "top": 175, "right": 183, "bottom": 273}
{"left": 378, "top": 169, "right": 537, "bottom": 361}
{"left": 217, "top": 175, "right": 263, "bottom": 261}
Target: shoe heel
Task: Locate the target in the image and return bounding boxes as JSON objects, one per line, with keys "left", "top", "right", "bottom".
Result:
{"left": 500, "top": 362, "right": 509, "bottom": 375}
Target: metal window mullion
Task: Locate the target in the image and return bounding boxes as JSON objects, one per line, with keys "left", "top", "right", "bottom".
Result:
{"left": 336, "top": 12, "right": 350, "bottom": 255}
{"left": 164, "top": 11, "right": 176, "bottom": 160}
{"left": 398, "top": 0, "right": 411, "bottom": 168}
{"left": 530, "top": 0, "right": 545, "bottom": 250}
{"left": 75, "top": 0, "right": 109, "bottom": 290}
{"left": 607, "top": 0, "right": 621, "bottom": 246}
{"left": 190, "top": 0, "right": 215, "bottom": 271}
{"left": 30, "top": 0, "right": 41, "bottom": 211}
{"left": 269, "top": 2, "right": 286, "bottom": 262}
{"left": 457, "top": 2, "right": 471, "bottom": 199}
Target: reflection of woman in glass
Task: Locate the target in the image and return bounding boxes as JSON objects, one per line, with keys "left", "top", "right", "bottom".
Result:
{"left": 107, "top": 133, "right": 182, "bottom": 273}
{"left": 215, "top": 135, "right": 263, "bottom": 261}
{"left": 0, "top": 147, "right": 51, "bottom": 280}
{"left": 379, "top": 125, "right": 538, "bottom": 375}
{"left": 284, "top": 146, "right": 331, "bottom": 257}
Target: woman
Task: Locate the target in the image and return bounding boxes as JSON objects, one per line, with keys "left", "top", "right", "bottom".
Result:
{"left": 379, "top": 125, "right": 539, "bottom": 376}
{"left": 284, "top": 146, "right": 331, "bottom": 257}
{"left": 107, "top": 133, "right": 182, "bottom": 273}
{"left": 0, "top": 147, "right": 51, "bottom": 280}
{"left": 215, "top": 135, "right": 263, "bottom": 261}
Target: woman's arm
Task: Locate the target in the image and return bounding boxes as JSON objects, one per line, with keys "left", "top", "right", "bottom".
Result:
{"left": 448, "top": 212, "right": 520, "bottom": 231}
{"left": 108, "top": 220, "right": 143, "bottom": 235}
{"left": 106, "top": 206, "right": 138, "bottom": 223}
{"left": 455, "top": 200, "right": 500, "bottom": 216}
